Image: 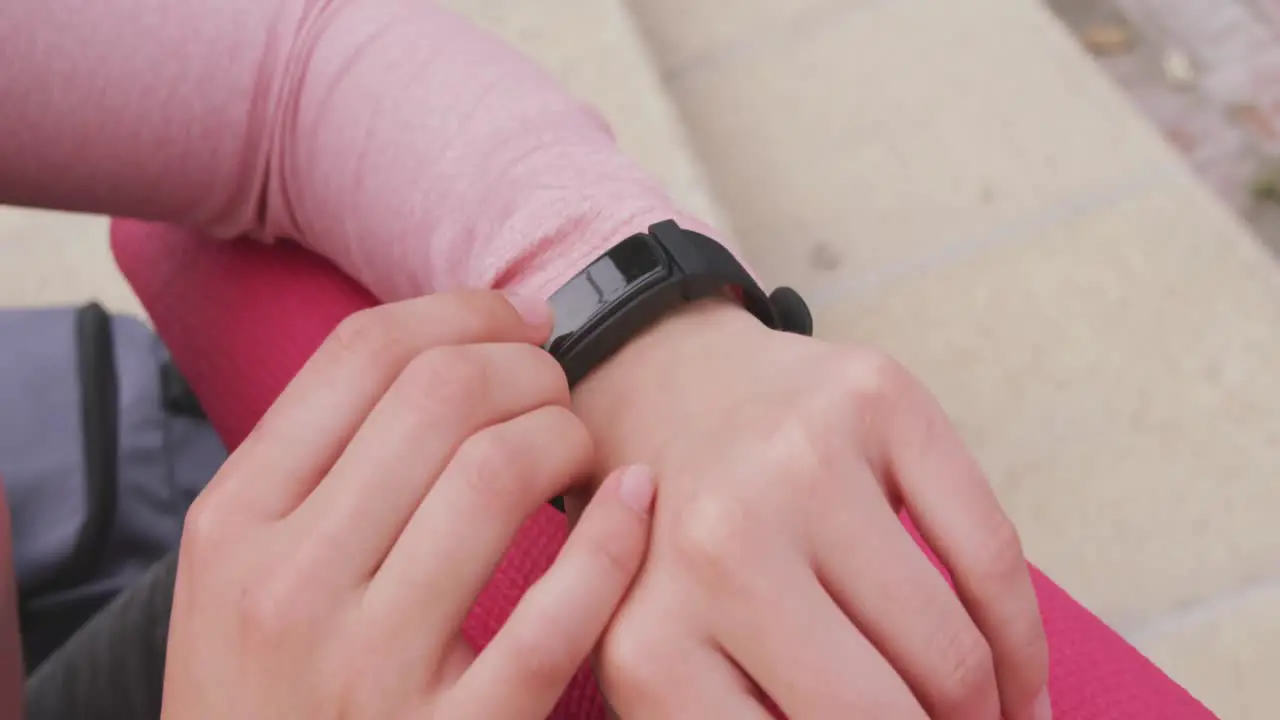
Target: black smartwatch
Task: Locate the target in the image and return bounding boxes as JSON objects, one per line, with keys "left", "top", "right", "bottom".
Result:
{"left": 543, "top": 219, "right": 814, "bottom": 387}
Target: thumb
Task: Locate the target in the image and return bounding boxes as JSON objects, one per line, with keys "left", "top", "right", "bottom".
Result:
{"left": 438, "top": 465, "right": 655, "bottom": 719}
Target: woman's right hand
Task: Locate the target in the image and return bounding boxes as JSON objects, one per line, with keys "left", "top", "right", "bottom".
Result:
{"left": 161, "top": 290, "right": 655, "bottom": 719}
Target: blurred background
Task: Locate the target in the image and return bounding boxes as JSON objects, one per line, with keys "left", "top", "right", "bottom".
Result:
{"left": 2, "top": 0, "right": 1279, "bottom": 717}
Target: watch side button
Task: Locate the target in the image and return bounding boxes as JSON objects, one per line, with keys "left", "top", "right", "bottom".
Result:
{"left": 769, "top": 286, "right": 814, "bottom": 336}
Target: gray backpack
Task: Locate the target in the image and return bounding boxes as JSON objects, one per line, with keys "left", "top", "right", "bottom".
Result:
{"left": 0, "top": 302, "right": 225, "bottom": 670}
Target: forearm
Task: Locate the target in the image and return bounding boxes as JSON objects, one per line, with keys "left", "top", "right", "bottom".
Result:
{"left": 7, "top": 0, "right": 748, "bottom": 467}
{"left": 0, "top": 0, "right": 717, "bottom": 302}
{"left": 0, "top": 0, "right": 291, "bottom": 237}
{"left": 249, "top": 0, "right": 721, "bottom": 300}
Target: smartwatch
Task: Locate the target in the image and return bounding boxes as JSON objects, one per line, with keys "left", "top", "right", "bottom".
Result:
{"left": 543, "top": 219, "right": 814, "bottom": 387}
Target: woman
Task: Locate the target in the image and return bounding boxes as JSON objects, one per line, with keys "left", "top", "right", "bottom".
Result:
{"left": 4, "top": 0, "right": 1206, "bottom": 718}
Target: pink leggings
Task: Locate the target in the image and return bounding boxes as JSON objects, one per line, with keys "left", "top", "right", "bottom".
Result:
{"left": 110, "top": 219, "right": 1219, "bottom": 720}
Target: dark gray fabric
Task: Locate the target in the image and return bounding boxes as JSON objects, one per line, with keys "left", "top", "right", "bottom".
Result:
{"left": 25, "top": 552, "right": 177, "bottom": 720}
{"left": 29, "top": 316, "right": 216, "bottom": 609}
{"left": 0, "top": 308, "right": 89, "bottom": 589}
{"left": 0, "top": 304, "right": 224, "bottom": 668}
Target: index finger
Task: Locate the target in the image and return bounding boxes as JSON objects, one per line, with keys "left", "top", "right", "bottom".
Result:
{"left": 207, "top": 290, "right": 551, "bottom": 520}
{"left": 876, "top": 381, "right": 1051, "bottom": 720}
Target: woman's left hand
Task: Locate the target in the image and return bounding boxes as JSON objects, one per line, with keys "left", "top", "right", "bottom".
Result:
{"left": 574, "top": 300, "right": 1051, "bottom": 720}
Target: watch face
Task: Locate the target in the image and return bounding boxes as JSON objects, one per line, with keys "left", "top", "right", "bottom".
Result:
{"left": 545, "top": 233, "right": 668, "bottom": 354}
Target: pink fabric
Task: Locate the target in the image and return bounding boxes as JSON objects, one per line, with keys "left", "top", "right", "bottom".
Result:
{"left": 0, "top": 0, "right": 717, "bottom": 303}
{"left": 113, "top": 221, "right": 1219, "bottom": 720}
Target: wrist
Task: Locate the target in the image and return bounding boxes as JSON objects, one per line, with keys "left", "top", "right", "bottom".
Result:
{"left": 570, "top": 297, "right": 762, "bottom": 476}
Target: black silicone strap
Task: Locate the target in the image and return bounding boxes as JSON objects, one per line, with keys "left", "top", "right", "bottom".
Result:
{"left": 545, "top": 220, "right": 811, "bottom": 387}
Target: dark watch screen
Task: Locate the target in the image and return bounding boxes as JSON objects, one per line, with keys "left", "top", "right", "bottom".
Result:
{"left": 544, "top": 233, "right": 668, "bottom": 355}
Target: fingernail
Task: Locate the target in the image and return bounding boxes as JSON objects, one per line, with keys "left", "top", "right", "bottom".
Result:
{"left": 503, "top": 290, "right": 552, "bottom": 327}
{"left": 1033, "top": 688, "right": 1053, "bottom": 720}
{"left": 616, "top": 465, "right": 656, "bottom": 515}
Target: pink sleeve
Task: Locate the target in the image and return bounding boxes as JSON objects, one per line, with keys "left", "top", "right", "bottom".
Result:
{"left": 0, "top": 0, "right": 717, "bottom": 300}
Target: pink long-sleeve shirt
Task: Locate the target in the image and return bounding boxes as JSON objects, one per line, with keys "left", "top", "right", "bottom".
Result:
{"left": 0, "top": 0, "right": 717, "bottom": 301}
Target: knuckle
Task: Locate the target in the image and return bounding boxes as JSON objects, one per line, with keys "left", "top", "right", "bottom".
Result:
{"left": 1007, "top": 608, "right": 1052, "bottom": 692}
{"left": 672, "top": 496, "right": 753, "bottom": 581}
{"left": 839, "top": 347, "right": 912, "bottom": 407}
{"left": 237, "top": 576, "right": 303, "bottom": 643}
{"left": 968, "top": 518, "right": 1029, "bottom": 590}
{"left": 929, "top": 626, "right": 997, "bottom": 714}
{"left": 180, "top": 495, "right": 230, "bottom": 560}
{"left": 326, "top": 308, "right": 399, "bottom": 363}
{"left": 470, "top": 405, "right": 593, "bottom": 506}
{"left": 771, "top": 415, "right": 838, "bottom": 497}
{"left": 598, "top": 621, "right": 668, "bottom": 698}
{"left": 453, "top": 426, "right": 534, "bottom": 512}
{"left": 445, "top": 290, "right": 515, "bottom": 333}
{"left": 503, "top": 619, "right": 582, "bottom": 690}
{"left": 399, "top": 346, "right": 489, "bottom": 411}
{"left": 522, "top": 345, "right": 573, "bottom": 405}
{"left": 541, "top": 405, "right": 595, "bottom": 472}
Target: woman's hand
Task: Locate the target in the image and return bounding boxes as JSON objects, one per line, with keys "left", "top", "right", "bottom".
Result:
{"left": 574, "top": 301, "right": 1051, "bottom": 720}
{"left": 161, "top": 291, "right": 655, "bottom": 720}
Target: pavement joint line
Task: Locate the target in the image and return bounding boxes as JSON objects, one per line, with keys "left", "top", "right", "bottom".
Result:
{"left": 806, "top": 162, "right": 1178, "bottom": 312}
{"left": 659, "top": 0, "right": 890, "bottom": 84}
{"left": 1123, "top": 571, "right": 1280, "bottom": 647}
